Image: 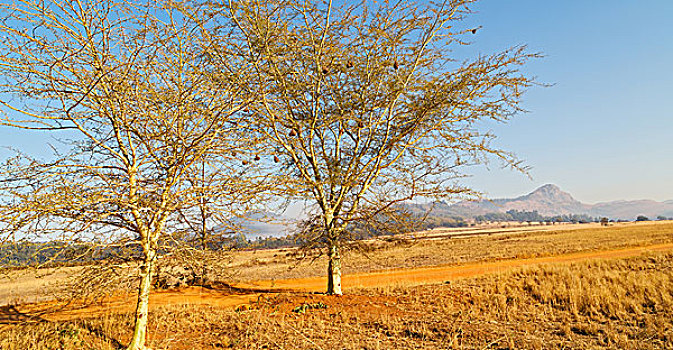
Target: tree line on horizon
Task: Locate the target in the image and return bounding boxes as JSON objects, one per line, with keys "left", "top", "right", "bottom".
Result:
{"left": 9, "top": 209, "right": 670, "bottom": 263}
{"left": 474, "top": 210, "right": 597, "bottom": 224}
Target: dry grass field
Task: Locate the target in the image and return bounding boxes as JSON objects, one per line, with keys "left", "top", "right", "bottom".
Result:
{"left": 1, "top": 221, "right": 672, "bottom": 349}
{"left": 0, "top": 267, "right": 85, "bottom": 306}
{"left": 230, "top": 221, "right": 673, "bottom": 281}
{"left": 4, "top": 221, "right": 671, "bottom": 305}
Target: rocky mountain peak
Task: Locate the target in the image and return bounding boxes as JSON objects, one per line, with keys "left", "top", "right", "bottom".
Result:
{"left": 532, "top": 183, "right": 562, "bottom": 194}
{"left": 518, "top": 184, "right": 577, "bottom": 204}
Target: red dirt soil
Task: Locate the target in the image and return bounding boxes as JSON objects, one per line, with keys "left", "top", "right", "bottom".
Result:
{"left": 12, "top": 242, "right": 673, "bottom": 322}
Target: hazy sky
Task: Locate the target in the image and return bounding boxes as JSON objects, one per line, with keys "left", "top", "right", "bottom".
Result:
{"left": 1, "top": 0, "right": 671, "bottom": 205}
{"left": 455, "top": 0, "right": 673, "bottom": 203}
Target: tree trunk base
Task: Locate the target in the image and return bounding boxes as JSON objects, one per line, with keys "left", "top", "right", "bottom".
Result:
{"left": 327, "top": 244, "right": 343, "bottom": 295}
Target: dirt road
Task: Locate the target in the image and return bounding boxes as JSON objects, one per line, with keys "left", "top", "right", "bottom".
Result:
{"left": 8, "top": 241, "right": 672, "bottom": 323}
{"left": 237, "top": 242, "right": 673, "bottom": 291}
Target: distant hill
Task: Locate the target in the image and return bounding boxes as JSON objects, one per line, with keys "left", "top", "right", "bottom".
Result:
{"left": 415, "top": 184, "right": 673, "bottom": 221}
{"left": 450, "top": 184, "right": 589, "bottom": 217}
{"left": 590, "top": 200, "right": 673, "bottom": 220}
{"left": 240, "top": 185, "right": 673, "bottom": 237}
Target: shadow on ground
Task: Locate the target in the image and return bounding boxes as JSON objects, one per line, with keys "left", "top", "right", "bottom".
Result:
{"left": 0, "top": 304, "right": 127, "bottom": 349}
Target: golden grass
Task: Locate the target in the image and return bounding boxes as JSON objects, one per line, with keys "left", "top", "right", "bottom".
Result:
{"left": 459, "top": 252, "right": 673, "bottom": 348}
{"left": 2, "top": 221, "right": 672, "bottom": 305}
{"left": 2, "top": 222, "right": 673, "bottom": 349}
{"left": 230, "top": 221, "right": 673, "bottom": 281}
{"left": 0, "top": 267, "right": 83, "bottom": 305}
{"left": 3, "top": 249, "right": 673, "bottom": 349}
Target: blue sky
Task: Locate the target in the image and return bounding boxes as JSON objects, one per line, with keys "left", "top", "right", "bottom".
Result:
{"left": 455, "top": 0, "right": 673, "bottom": 203}
{"left": 1, "top": 0, "right": 671, "bottom": 204}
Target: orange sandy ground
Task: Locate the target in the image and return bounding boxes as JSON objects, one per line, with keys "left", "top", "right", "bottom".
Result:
{"left": 9, "top": 242, "right": 673, "bottom": 323}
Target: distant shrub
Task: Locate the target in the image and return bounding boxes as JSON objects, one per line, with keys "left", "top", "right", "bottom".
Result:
{"left": 600, "top": 217, "right": 609, "bottom": 226}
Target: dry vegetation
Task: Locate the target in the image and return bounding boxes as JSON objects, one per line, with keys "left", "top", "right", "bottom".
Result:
{"left": 0, "top": 267, "right": 84, "bottom": 306}
{"left": 2, "top": 249, "right": 672, "bottom": 349}
{"left": 230, "top": 221, "right": 673, "bottom": 281}
{"left": 0, "top": 222, "right": 672, "bottom": 349}
{"left": 2, "top": 222, "right": 672, "bottom": 305}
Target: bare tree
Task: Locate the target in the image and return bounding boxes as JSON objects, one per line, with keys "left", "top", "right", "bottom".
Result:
{"left": 220, "top": 0, "right": 538, "bottom": 295}
{"left": 0, "top": 1, "right": 263, "bottom": 349}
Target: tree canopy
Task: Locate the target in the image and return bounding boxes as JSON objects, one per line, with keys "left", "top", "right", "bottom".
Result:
{"left": 218, "top": 0, "right": 538, "bottom": 294}
{"left": 0, "top": 0, "right": 265, "bottom": 348}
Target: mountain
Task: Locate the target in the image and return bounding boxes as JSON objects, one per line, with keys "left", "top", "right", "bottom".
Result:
{"left": 449, "top": 184, "right": 589, "bottom": 217}
{"left": 590, "top": 200, "right": 673, "bottom": 220}
{"left": 420, "top": 184, "right": 673, "bottom": 220}
{"left": 241, "top": 185, "right": 673, "bottom": 237}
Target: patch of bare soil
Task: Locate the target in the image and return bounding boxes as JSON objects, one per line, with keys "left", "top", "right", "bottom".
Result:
{"left": 236, "top": 242, "right": 673, "bottom": 291}
{"left": 11, "top": 242, "right": 673, "bottom": 323}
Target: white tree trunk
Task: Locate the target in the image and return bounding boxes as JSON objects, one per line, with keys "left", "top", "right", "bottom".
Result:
{"left": 327, "top": 244, "right": 342, "bottom": 295}
{"left": 126, "top": 251, "right": 155, "bottom": 350}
